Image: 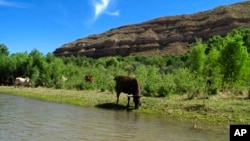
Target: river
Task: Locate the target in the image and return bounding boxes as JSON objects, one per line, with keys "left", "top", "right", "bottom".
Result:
{"left": 0, "top": 94, "right": 228, "bottom": 141}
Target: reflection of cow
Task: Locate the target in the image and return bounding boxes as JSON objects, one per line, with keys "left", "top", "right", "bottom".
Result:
{"left": 85, "top": 74, "right": 93, "bottom": 83}
{"left": 114, "top": 76, "right": 141, "bottom": 109}
{"left": 15, "top": 77, "right": 30, "bottom": 87}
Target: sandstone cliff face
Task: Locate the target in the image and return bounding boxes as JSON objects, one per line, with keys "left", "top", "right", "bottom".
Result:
{"left": 53, "top": 1, "right": 250, "bottom": 58}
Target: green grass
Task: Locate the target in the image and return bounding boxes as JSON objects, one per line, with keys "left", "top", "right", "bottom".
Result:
{"left": 1, "top": 86, "right": 250, "bottom": 126}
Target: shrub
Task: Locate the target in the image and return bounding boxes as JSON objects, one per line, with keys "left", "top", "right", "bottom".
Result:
{"left": 157, "top": 85, "right": 170, "bottom": 97}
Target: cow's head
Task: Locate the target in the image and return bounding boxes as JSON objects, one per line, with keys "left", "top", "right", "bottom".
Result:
{"left": 25, "top": 77, "right": 30, "bottom": 83}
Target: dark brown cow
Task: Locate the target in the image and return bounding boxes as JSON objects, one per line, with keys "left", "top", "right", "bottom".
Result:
{"left": 114, "top": 76, "right": 141, "bottom": 109}
{"left": 85, "top": 74, "right": 93, "bottom": 82}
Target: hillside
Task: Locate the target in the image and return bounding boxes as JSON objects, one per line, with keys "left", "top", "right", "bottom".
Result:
{"left": 53, "top": 1, "right": 250, "bottom": 58}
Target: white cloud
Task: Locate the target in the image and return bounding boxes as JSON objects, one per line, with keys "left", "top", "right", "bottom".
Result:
{"left": 106, "top": 10, "right": 119, "bottom": 16}
{"left": 0, "top": 0, "right": 32, "bottom": 8}
{"left": 91, "top": 0, "right": 119, "bottom": 20}
{"left": 93, "top": 0, "right": 109, "bottom": 19}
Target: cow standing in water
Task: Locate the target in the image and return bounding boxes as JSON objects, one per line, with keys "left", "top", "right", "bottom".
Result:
{"left": 114, "top": 76, "right": 141, "bottom": 109}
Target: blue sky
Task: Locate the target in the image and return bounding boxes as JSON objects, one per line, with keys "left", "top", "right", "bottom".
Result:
{"left": 0, "top": 0, "right": 245, "bottom": 55}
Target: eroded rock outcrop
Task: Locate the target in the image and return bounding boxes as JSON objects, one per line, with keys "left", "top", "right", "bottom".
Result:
{"left": 53, "top": 1, "right": 250, "bottom": 58}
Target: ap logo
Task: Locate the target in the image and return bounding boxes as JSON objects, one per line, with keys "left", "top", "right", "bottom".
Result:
{"left": 230, "top": 125, "right": 250, "bottom": 141}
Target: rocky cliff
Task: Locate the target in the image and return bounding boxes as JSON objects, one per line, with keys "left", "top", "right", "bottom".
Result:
{"left": 53, "top": 1, "right": 250, "bottom": 58}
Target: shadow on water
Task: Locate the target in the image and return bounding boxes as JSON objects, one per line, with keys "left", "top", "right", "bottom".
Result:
{"left": 95, "top": 102, "right": 134, "bottom": 111}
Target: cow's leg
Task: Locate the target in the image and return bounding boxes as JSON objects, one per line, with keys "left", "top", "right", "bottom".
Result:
{"left": 116, "top": 92, "right": 122, "bottom": 109}
{"left": 14, "top": 82, "right": 17, "bottom": 88}
{"left": 116, "top": 92, "right": 121, "bottom": 105}
{"left": 127, "top": 96, "right": 130, "bottom": 108}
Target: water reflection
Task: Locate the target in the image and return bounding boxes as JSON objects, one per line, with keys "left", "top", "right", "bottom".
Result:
{"left": 0, "top": 94, "right": 227, "bottom": 141}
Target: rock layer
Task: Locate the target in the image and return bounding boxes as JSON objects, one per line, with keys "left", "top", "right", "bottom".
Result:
{"left": 53, "top": 1, "right": 250, "bottom": 58}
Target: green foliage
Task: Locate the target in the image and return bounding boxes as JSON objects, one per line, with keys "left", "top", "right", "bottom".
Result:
{"left": 206, "top": 35, "right": 225, "bottom": 53}
{"left": 173, "top": 68, "right": 196, "bottom": 95}
{"left": 0, "top": 44, "right": 9, "bottom": 56}
{"left": 158, "top": 73, "right": 176, "bottom": 97}
{"left": 220, "top": 35, "right": 249, "bottom": 83}
{"left": 188, "top": 38, "right": 206, "bottom": 74}
{"left": 0, "top": 27, "right": 249, "bottom": 98}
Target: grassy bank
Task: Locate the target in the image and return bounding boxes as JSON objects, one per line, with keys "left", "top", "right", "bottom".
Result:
{"left": 1, "top": 86, "right": 250, "bottom": 126}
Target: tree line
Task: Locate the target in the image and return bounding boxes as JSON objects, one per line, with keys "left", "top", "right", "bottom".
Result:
{"left": 0, "top": 28, "right": 249, "bottom": 98}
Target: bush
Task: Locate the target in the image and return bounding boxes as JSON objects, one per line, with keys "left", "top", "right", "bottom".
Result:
{"left": 157, "top": 85, "right": 170, "bottom": 97}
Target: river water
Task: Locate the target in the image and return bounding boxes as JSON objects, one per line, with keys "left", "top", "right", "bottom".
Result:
{"left": 0, "top": 94, "right": 228, "bottom": 141}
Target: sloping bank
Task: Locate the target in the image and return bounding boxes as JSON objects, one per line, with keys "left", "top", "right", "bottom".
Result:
{"left": 1, "top": 86, "right": 249, "bottom": 126}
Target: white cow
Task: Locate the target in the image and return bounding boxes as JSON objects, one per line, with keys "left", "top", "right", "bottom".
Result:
{"left": 15, "top": 77, "right": 30, "bottom": 87}
{"left": 61, "top": 75, "right": 68, "bottom": 82}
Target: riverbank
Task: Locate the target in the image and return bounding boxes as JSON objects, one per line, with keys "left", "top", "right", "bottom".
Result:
{"left": 1, "top": 86, "right": 249, "bottom": 126}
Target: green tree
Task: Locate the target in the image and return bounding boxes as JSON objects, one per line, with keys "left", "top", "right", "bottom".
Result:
{"left": 45, "top": 56, "right": 65, "bottom": 87}
{"left": 205, "top": 48, "right": 222, "bottom": 94}
{"left": 173, "top": 68, "right": 198, "bottom": 96}
{"left": 0, "top": 44, "right": 9, "bottom": 56}
{"left": 206, "top": 35, "right": 225, "bottom": 54}
{"left": 188, "top": 38, "right": 206, "bottom": 74}
{"left": 0, "top": 55, "right": 9, "bottom": 84}
{"left": 220, "top": 37, "right": 249, "bottom": 83}
{"left": 227, "top": 28, "right": 250, "bottom": 53}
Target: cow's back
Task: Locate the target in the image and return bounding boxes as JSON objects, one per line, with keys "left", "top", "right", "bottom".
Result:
{"left": 15, "top": 77, "right": 30, "bottom": 86}
{"left": 114, "top": 76, "right": 140, "bottom": 95}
